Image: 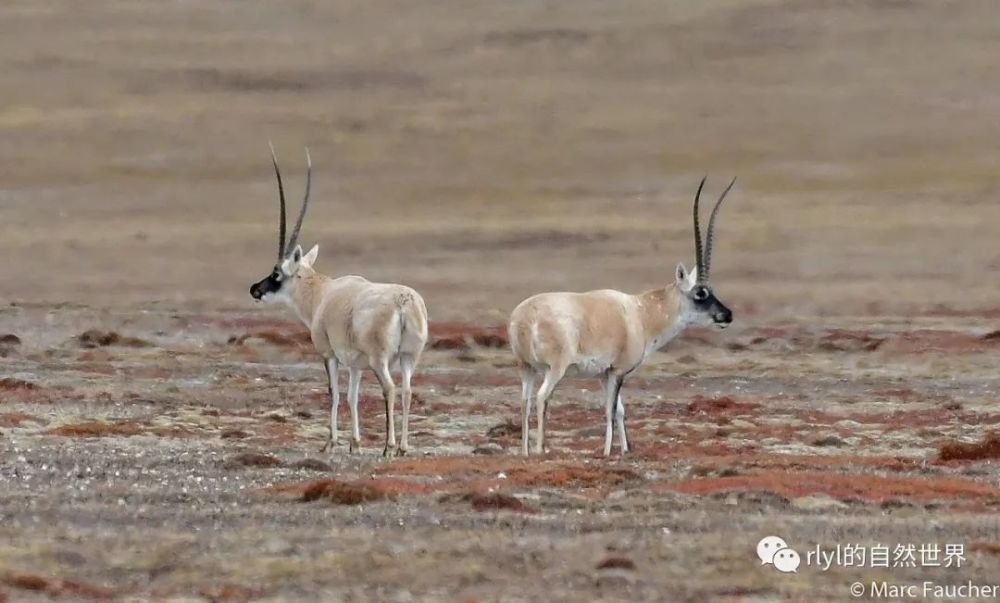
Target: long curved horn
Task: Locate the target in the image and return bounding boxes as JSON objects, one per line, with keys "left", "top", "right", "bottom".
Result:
{"left": 284, "top": 147, "right": 312, "bottom": 256}
{"left": 268, "top": 142, "right": 287, "bottom": 261}
{"left": 692, "top": 176, "right": 707, "bottom": 282}
{"left": 702, "top": 176, "right": 736, "bottom": 282}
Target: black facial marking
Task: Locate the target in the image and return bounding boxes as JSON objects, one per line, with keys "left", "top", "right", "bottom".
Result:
{"left": 250, "top": 266, "right": 284, "bottom": 300}
{"left": 689, "top": 285, "right": 733, "bottom": 326}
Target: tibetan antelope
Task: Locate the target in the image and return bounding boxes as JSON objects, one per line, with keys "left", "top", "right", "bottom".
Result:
{"left": 508, "top": 177, "right": 737, "bottom": 457}
{"left": 249, "top": 145, "right": 428, "bottom": 457}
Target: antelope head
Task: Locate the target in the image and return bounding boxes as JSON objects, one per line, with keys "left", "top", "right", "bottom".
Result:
{"left": 250, "top": 144, "right": 318, "bottom": 303}
{"left": 674, "top": 176, "right": 736, "bottom": 329}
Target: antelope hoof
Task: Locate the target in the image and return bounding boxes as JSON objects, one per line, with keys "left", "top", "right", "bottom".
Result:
{"left": 395, "top": 446, "right": 408, "bottom": 458}
{"left": 382, "top": 444, "right": 397, "bottom": 458}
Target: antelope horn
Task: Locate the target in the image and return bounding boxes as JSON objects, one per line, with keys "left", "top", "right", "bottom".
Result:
{"left": 702, "top": 177, "right": 737, "bottom": 282}
{"left": 284, "top": 147, "right": 312, "bottom": 256}
{"left": 692, "top": 176, "right": 707, "bottom": 282}
{"left": 269, "top": 142, "right": 287, "bottom": 261}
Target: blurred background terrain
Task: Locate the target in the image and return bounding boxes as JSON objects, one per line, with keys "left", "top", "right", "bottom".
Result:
{"left": 2, "top": 0, "right": 998, "bottom": 319}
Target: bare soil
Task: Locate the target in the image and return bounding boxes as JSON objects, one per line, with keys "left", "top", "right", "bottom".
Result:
{"left": 2, "top": 1, "right": 1000, "bottom": 601}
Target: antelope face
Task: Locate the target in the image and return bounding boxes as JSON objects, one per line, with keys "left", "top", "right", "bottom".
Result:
{"left": 676, "top": 264, "right": 733, "bottom": 329}
{"left": 250, "top": 264, "right": 287, "bottom": 303}
{"left": 250, "top": 143, "right": 313, "bottom": 304}
{"left": 250, "top": 245, "right": 317, "bottom": 303}
{"left": 689, "top": 283, "right": 733, "bottom": 329}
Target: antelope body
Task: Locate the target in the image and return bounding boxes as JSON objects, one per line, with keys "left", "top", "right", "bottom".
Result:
{"left": 250, "top": 146, "right": 428, "bottom": 456}
{"left": 509, "top": 178, "right": 737, "bottom": 456}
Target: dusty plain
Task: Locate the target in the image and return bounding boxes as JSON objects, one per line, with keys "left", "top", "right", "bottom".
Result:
{"left": 1, "top": 1, "right": 999, "bottom": 601}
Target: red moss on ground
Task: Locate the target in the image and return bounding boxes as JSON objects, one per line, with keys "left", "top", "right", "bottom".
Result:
{"left": 686, "top": 395, "right": 761, "bottom": 415}
{"left": 938, "top": 433, "right": 1000, "bottom": 461}
{"left": 0, "top": 412, "right": 45, "bottom": 428}
{"left": 377, "top": 454, "right": 530, "bottom": 477}
{"left": 428, "top": 322, "right": 508, "bottom": 350}
{"left": 268, "top": 477, "right": 432, "bottom": 503}
{"left": 74, "top": 329, "right": 151, "bottom": 349}
{"left": 3, "top": 573, "right": 49, "bottom": 591}
{"left": 300, "top": 479, "right": 396, "bottom": 504}
{"left": 596, "top": 557, "right": 636, "bottom": 570}
{"left": 224, "top": 452, "right": 284, "bottom": 469}
{"left": 0, "top": 377, "right": 39, "bottom": 391}
{"left": 505, "top": 462, "right": 642, "bottom": 488}
{"left": 58, "top": 580, "right": 115, "bottom": 600}
{"left": 46, "top": 420, "right": 193, "bottom": 438}
{"left": 879, "top": 329, "right": 999, "bottom": 354}
{"left": 663, "top": 470, "right": 1000, "bottom": 504}
{"left": 456, "top": 492, "right": 538, "bottom": 514}
{"left": 228, "top": 331, "right": 311, "bottom": 348}
{"left": 970, "top": 542, "right": 1000, "bottom": 556}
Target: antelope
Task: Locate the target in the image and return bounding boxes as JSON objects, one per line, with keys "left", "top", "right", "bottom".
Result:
{"left": 508, "top": 177, "right": 737, "bottom": 457}
{"left": 249, "top": 145, "right": 428, "bottom": 457}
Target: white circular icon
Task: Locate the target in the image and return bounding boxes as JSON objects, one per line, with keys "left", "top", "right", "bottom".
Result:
{"left": 773, "top": 548, "right": 801, "bottom": 573}
{"left": 756, "top": 535, "right": 789, "bottom": 565}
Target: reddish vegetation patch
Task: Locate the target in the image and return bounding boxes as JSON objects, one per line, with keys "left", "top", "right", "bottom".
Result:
{"left": 686, "top": 395, "right": 760, "bottom": 415}
{"left": 378, "top": 454, "right": 529, "bottom": 478}
{"left": 0, "top": 412, "right": 45, "bottom": 428}
{"left": 380, "top": 455, "right": 639, "bottom": 490}
{"left": 685, "top": 453, "right": 921, "bottom": 473}
{"left": 505, "top": 463, "right": 641, "bottom": 488}
{"left": 428, "top": 322, "right": 508, "bottom": 350}
{"left": 268, "top": 477, "right": 431, "bottom": 502}
{"left": 456, "top": 492, "right": 538, "bottom": 514}
{"left": 300, "top": 479, "right": 397, "bottom": 504}
{"left": 224, "top": 452, "right": 284, "bottom": 469}
{"left": 0, "top": 377, "right": 39, "bottom": 391}
{"left": 970, "top": 542, "right": 1000, "bottom": 556}
{"left": 200, "top": 315, "right": 298, "bottom": 332}
{"left": 664, "top": 470, "right": 1000, "bottom": 504}
{"left": 879, "top": 329, "right": 997, "bottom": 354}
{"left": 58, "top": 580, "right": 115, "bottom": 600}
{"left": 596, "top": 557, "right": 636, "bottom": 571}
{"left": 74, "top": 329, "right": 151, "bottom": 349}
{"left": 46, "top": 420, "right": 191, "bottom": 438}
{"left": 938, "top": 433, "right": 1000, "bottom": 462}
{"left": 3, "top": 573, "right": 49, "bottom": 591}
{"left": 228, "top": 331, "right": 310, "bottom": 348}
{"left": 817, "top": 329, "right": 884, "bottom": 352}
{"left": 47, "top": 420, "right": 143, "bottom": 437}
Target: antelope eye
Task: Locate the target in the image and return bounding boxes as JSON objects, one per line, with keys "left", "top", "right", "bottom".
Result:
{"left": 694, "top": 287, "right": 709, "bottom": 301}
{"left": 272, "top": 270, "right": 282, "bottom": 281}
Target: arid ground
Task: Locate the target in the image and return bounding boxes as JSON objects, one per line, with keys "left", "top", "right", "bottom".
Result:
{"left": 2, "top": 1, "right": 1000, "bottom": 601}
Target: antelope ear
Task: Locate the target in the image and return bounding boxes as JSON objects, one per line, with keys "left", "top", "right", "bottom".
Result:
{"left": 302, "top": 244, "right": 319, "bottom": 268}
{"left": 291, "top": 245, "right": 304, "bottom": 264}
{"left": 675, "top": 263, "right": 688, "bottom": 285}
{"left": 676, "top": 263, "right": 697, "bottom": 291}
{"left": 686, "top": 265, "right": 699, "bottom": 290}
